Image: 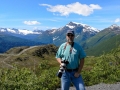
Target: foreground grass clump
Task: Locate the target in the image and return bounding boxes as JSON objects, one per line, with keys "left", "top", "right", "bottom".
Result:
{"left": 82, "top": 47, "right": 120, "bottom": 86}
{"left": 0, "top": 62, "right": 60, "bottom": 90}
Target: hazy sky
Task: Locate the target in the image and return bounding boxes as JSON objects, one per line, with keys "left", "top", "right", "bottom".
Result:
{"left": 0, "top": 0, "right": 120, "bottom": 30}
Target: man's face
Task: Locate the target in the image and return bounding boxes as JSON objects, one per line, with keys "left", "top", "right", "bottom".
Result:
{"left": 66, "top": 33, "right": 75, "bottom": 43}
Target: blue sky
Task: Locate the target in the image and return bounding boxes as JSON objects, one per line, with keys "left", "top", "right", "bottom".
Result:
{"left": 0, "top": 0, "right": 120, "bottom": 31}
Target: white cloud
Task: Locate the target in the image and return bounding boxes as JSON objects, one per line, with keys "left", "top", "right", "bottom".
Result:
{"left": 23, "top": 21, "right": 40, "bottom": 25}
{"left": 115, "top": 18, "right": 120, "bottom": 23}
{"left": 40, "top": 2, "right": 102, "bottom": 16}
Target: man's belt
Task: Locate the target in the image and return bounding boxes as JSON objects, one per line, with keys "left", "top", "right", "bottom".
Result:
{"left": 66, "top": 68, "right": 78, "bottom": 72}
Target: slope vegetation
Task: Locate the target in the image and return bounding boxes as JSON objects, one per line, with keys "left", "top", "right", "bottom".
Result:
{"left": 0, "top": 44, "right": 58, "bottom": 69}
{"left": 0, "top": 34, "right": 43, "bottom": 53}
{"left": 85, "top": 34, "right": 120, "bottom": 56}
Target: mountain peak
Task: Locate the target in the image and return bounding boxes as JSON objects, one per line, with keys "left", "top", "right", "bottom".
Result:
{"left": 67, "top": 21, "right": 86, "bottom": 26}
{"left": 66, "top": 21, "right": 99, "bottom": 32}
{"left": 66, "top": 21, "right": 85, "bottom": 29}
{"left": 109, "top": 24, "right": 120, "bottom": 29}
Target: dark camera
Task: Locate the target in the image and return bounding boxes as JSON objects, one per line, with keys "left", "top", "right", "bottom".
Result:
{"left": 57, "top": 60, "right": 69, "bottom": 78}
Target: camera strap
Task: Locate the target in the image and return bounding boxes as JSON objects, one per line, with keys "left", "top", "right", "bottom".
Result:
{"left": 63, "top": 42, "right": 74, "bottom": 54}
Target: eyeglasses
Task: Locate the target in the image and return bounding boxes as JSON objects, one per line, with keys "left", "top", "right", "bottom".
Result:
{"left": 67, "top": 34, "right": 74, "bottom": 37}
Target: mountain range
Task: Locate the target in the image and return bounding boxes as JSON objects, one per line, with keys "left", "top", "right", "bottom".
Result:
{"left": 0, "top": 22, "right": 99, "bottom": 45}
{"left": 0, "top": 22, "right": 120, "bottom": 55}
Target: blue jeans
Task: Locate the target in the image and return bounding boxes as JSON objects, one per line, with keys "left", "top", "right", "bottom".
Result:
{"left": 61, "top": 71, "right": 86, "bottom": 90}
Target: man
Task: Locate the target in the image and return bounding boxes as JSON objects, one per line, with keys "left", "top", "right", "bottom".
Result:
{"left": 56, "top": 30, "right": 86, "bottom": 90}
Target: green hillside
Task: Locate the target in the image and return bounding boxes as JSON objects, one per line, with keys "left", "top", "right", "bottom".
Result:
{"left": 0, "top": 44, "right": 58, "bottom": 69}
{"left": 82, "top": 28, "right": 117, "bottom": 49}
{"left": 0, "top": 34, "right": 43, "bottom": 53}
{"left": 85, "top": 34, "right": 120, "bottom": 56}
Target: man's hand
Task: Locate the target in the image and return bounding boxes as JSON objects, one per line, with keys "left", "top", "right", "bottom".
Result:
{"left": 74, "top": 72, "right": 80, "bottom": 78}
{"left": 57, "top": 58, "right": 62, "bottom": 65}
{"left": 74, "top": 58, "right": 84, "bottom": 77}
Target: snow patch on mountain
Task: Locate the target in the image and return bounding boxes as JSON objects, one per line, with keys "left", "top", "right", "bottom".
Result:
{"left": 66, "top": 25, "right": 75, "bottom": 29}
{"left": 109, "top": 24, "right": 120, "bottom": 30}
{"left": 72, "top": 22, "right": 86, "bottom": 26}
{"left": 0, "top": 29, "right": 6, "bottom": 32}
{"left": 18, "top": 29, "right": 40, "bottom": 35}
{"left": 0, "top": 28, "right": 42, "bottom": 35}
{"left": 75, "top": 35, "right": 79, "bottom": 38}
{"left": 50, "top": 29, "right": 57, "bottom": 34}
{"left": 7, "top": 28, "right": 17, "bottom": 33}
{"left": 83, "top": 26, "right": 99, "bottom": 33}
{"left": 72, "top": 22, "right": 81, "bottom": 25}
{"left": 67, "top": 22, "right": 99, "bottom": 33}
{"left": 53, "top": 36, "right": 59, "bottom": 41}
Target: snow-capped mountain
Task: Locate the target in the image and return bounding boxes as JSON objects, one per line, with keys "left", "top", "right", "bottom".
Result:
{"left": 0, "top": 22, "right": 100, "bottom": 44}
{"left": 34, "top": 22, "right": 100, "bottom": 45}
{"left": 1, "top": 22, "right": 120, "bottom": 46}
{"left": 102, "top": 24, "right": 120, "bottom": 35}
{"left": 0, "top": 28, "right": 44, "bottom": 40}
{"left": 0, "top": 22, "right": 99, "bottom": 36}
{"left": 0, "top": 28, "right": 42, "bottom": 35}
{"left": 66, "top": 22, "right": 99, "bottom": 33}
{"left": 109, "top": 24, "right": 120, "bottom": 29}
{"left": 0, "top": 21, "right": 120, "bottom": 53}
{"left": 83, "top": 24, "right": 120, "bottom": 50}
{"left": 49, "top": 22, "right": 99, "bottom": 35}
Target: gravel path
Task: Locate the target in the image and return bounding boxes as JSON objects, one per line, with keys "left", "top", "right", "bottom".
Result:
{"left": 57, "top": 82, "right": 120, "bottom": 90}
